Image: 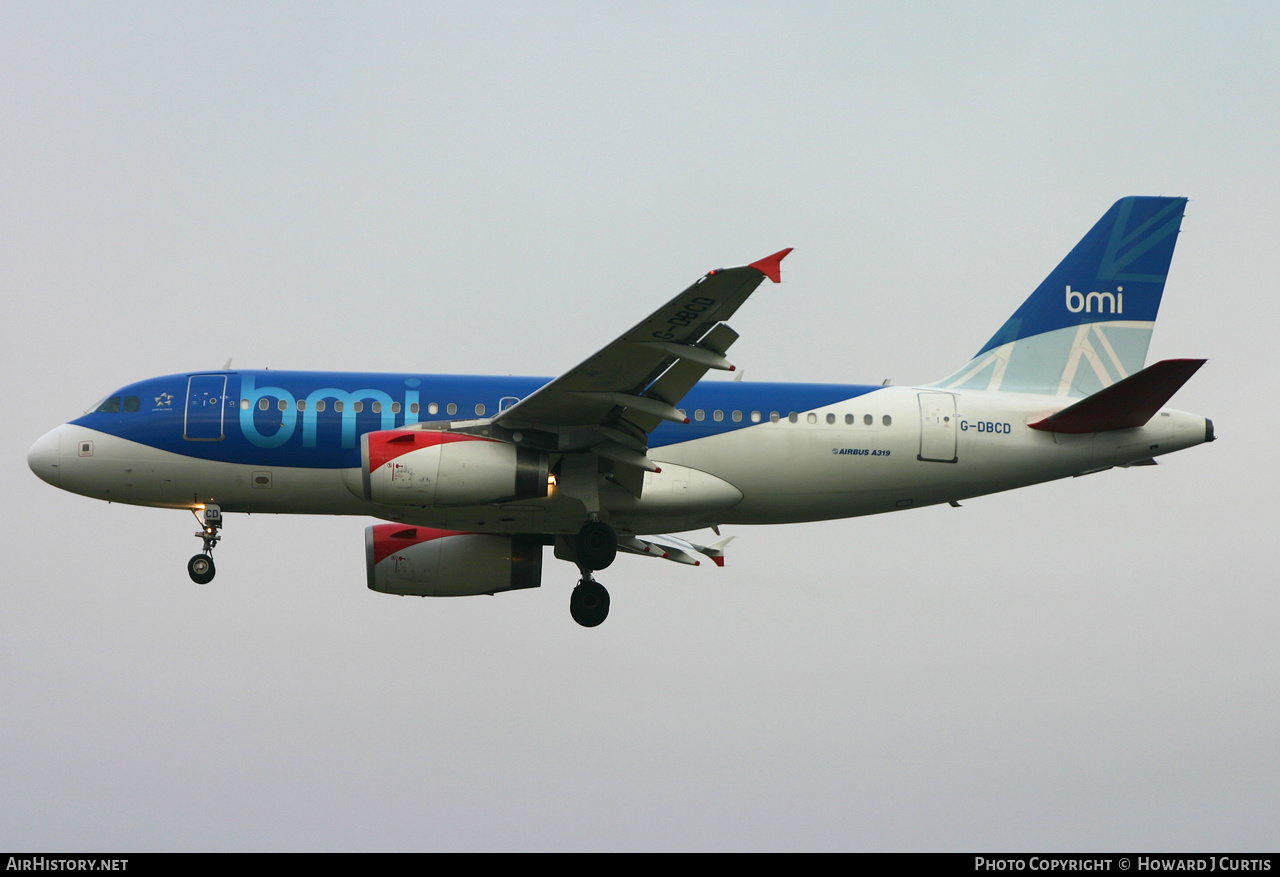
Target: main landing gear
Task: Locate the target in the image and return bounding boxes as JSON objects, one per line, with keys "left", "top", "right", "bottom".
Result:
{"left": 575, "top": 519, "right": 617, "bottom": 571}
{"left": 569, "top": 518, "right": 617, "bottom": 627}
{"left": 570, "top": 577, "right": 610, "bottom": 627}
{"left": 187, "top": 504, "right": 222, "bottom": 585}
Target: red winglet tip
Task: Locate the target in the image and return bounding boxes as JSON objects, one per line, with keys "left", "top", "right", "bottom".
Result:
{"left": 711, "top": 557, "right": 725, "bottom": 567}
{"left": 748, "top": 247, "right": 794, "bottom": 283}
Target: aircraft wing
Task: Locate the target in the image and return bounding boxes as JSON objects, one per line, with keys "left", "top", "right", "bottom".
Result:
{"left": 491, "top": 248, "right": 792, "bottom": 454}
{"left": 618, "top": 533, "right": 736, "bottom": 567}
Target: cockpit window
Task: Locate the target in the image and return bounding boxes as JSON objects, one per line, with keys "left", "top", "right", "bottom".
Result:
{"left": 95, "top": 397, "right": 121, "bottom": 414}
{"left": 123, "top": 396, "right": 141, "bottom": 412}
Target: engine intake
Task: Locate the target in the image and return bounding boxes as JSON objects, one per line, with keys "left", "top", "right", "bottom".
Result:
{"left": 351, "top": 430, "right": 548, "bottom": 507}
{"left": 365, "top": 524, "right": 543, "bottom": 596}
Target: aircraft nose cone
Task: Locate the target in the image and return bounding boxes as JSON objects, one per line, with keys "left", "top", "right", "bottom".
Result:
{"left": 28, "top": 426, "right": 62, "bottom": 488}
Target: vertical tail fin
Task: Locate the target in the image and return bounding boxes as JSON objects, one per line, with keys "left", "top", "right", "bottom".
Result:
{"left": 934, "top": 196, "right": 1188, "bottom": 397}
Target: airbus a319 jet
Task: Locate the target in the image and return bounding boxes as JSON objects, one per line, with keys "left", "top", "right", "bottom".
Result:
{"left": 28, "top": 197, "right": 1213, "bottom": 626}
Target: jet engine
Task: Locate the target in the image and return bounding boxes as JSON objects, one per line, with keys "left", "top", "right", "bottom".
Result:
{"left": 365, "top": 524, "right": 543, "bottom": 596}
{"left": 349, "top": 430, "right": 549, "bottom": 507}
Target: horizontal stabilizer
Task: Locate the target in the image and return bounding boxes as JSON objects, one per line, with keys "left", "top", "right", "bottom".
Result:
{"left": 1029, "top": 359, "right": 1206, "bottom": 434}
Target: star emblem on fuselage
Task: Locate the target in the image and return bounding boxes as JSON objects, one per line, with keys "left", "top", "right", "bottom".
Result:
{"left": 155, "top": 393, "right": 173, "bottom": 407}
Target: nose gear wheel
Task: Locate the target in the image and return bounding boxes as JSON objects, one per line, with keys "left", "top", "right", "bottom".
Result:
{"left": 187, "top": 554, "right": 216, "bottom": 585}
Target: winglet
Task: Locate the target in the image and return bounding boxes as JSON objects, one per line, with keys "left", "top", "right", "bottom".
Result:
{"left": 697, "top": 535, "right": 735, "bottom": 567}
{"left": 748, "top": 248, "right": 793, "bottom": 284}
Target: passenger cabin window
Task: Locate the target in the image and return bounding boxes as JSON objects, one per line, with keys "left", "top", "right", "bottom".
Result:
{"left": 864, "top": 414, "right": 873, "bottom": 426}
{"left": 316, "top": 400, "right": 326, "bottom": 412}
{"left": 475, "top": 403, "right": 486, "bottom": 416}
{"left": 334, "top": 401, "right": 344, "bottom": 413}
{"left": 883, "top": 415, "right": 892, "bottom": 426}
{"left": 845, "top": 414, "right": 854, "bottom": 424}
{"left": 446, "top": 403, "right": 457, "bottom": 415}
{"left": 353, "top": 401, "right": 363, "bottom": 413}
{"left": 258, "top": 399, "right": 269, "bottom": 411}
{"left": 713, "top": 410, "right": 724, "bottom": 422}
{"left": 694, "top": 409, "right": 705, "bottom": 421}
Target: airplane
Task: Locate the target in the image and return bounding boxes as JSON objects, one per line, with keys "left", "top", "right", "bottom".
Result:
{"left": 27, "top": 196, "right": 1214, "bottom": 627}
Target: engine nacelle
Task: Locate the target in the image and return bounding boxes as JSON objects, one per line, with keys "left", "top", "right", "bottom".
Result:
{"left": 365, "top": 524, "right": 543, "bottom": 597}
{"left": 349, "top": 430, "right": 549, "bottom": 507}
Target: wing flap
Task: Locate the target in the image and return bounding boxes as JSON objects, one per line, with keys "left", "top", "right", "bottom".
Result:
{"left": 618, "top": 535, "right": 701, "bottom": 566}
{"left": 622, "top": 324, "right": 741, "bottom": 435}
{"left": 616, "top": 533, "right": 737, "bottom": 567}
{"left": 631, "top": 340, "right": 735, "bottom": 371}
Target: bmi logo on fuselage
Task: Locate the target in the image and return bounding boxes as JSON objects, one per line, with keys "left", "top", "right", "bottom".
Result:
{"left": 1065, "top": 285, "right": 1123, "bottom": 314}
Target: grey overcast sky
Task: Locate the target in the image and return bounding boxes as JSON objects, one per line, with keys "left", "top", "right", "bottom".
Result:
{"left": 3, "top": 1, "right": 1277, "bottom": 852}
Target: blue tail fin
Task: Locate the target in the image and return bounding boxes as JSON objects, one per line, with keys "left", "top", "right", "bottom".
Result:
{"left": 934, "top": 196, "right": 1188, "bottom": 397}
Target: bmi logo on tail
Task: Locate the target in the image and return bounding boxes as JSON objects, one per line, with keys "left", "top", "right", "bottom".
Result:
{"left": 1065, "top": 285, "right": 1123, "bottom": 314}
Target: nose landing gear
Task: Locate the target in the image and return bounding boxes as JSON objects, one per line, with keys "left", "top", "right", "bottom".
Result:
{"left": 187, "top": 504, "right": 222, "bottom": 585}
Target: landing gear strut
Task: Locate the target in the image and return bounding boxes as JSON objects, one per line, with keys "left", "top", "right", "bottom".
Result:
{"left": 570, "top": 576, "right": 610, "bottom": 627}
{"left": 567, "top": 519, "right": 617, "bottom": 627}
{"left": 188, "top": 504, "right": 222, "bottom": 585}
